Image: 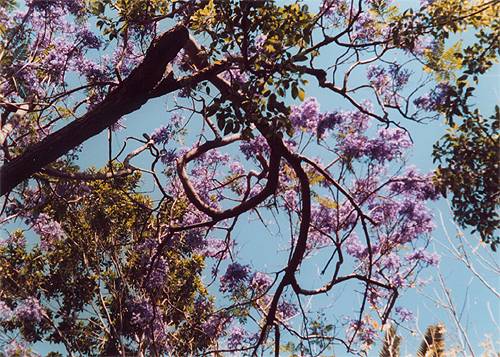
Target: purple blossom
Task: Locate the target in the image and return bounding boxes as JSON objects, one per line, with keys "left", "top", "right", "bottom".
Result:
{"left": 414, "top": 83, "right": 451, "bottom": 111}
{"left": 160, "top": 149, "right": 177, "bottom": 165}
{"left": 240, "top": 136, "right": 269, "bottom": 160}
{"left": 198, "top": 238, "right": 231, "bottom": 258}
{"left": 397, "top": 199, "right": 435, "bottom": 242}
{"left": 277, "top": 300, "right": 297, "bottom": 320}
{"left": 389, "top": 166, "right": 440, "bottom": 200}
{"left": 32, "top": 213, "right": 64, "bottom": 250}
{"left": 345, "top": 233, "right": 367, "bottom": 259}
{"left": 227, "top": 325, "right": 248, "bottom": 349}
{"left": 78, "top": 58, "right": 106, "bottom": 81}
{"left": 406, "top": 248, "right": 440, "bottom": 266}
{"left": 339, "top": 133, "right": 368, "bottom": 159}
{"left": 3, "top": 340, "right": 39, "bottom": 357}
{"left": 202, "top": 313, "right": 228, "bottom": 340}
{"left": 144, "top": 257, "right": 168, "bottom": 290}
{"left": 353, "top": 12, "right": 378, "bottom": 42}
{"left": 411, "top": 36, "right": 438, "bottom": 56}
{"left": 395, "top": 306, "right": 414, "bottom": 322}
{"left": 317, "top": 111, "right": 345, "bottom": 138}
{"left": 14, "top": 297, "right": 43, "bottom": 323}
{"left": 250, "top": 272, "right": 273, "bottom": 292}
{"left": 283, "top": 190, "right": 298, "bottom": 210}
{"left": 76, "top": 28, "right": 101, "bottom": 49}
{"left": 290, "top": 97, "right": 321, "bottom": 133}
{"left": 369, "top": 200, "right": 400, "bottom": 225}
{"left": 150, "top": 125, "right": 172, "bottom": 144}
{"left": 380, "top": 253, "right": 401, "bottom": 271}
{"left": 220, "top": 262, "right": 251, "bottom": 293}
{"left": 0, "top": 301, "right": 13, "bottom": 321}
{"left": 254, "top": 34, "right": 267, "bottom": 52}
{"left": 365, "top": 128, "right": 412, "bottom": 163}
{"left": 348, "top": 318, "right": 377, "bottom": 346}
{"left": 229, "top": 161, "right": 245, "bottom": 175}
{"left": 321, "top": 0, "right": 347, "bottom": 17}
{"left": 130, "top": 298, "right": 155, "bottom": 327}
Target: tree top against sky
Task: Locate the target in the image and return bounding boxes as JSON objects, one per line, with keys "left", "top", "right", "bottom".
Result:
{"left": 0, "top": 0, "right": 498, "bottom": 355}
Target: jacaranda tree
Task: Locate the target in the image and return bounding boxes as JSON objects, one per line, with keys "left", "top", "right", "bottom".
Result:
{"left": 0, "top": 0, "right": 498, "bottom": 355}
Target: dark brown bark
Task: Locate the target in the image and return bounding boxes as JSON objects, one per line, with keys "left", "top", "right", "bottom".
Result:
{"left": 0, "top": 25, "right": 188, "bottom": 196}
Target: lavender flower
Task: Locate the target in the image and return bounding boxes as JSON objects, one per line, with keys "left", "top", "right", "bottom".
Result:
{"left": 406, "top": 248, "right": 440, "bottom": 266}
{"left": 395, "top": 306, "right": 414, "bottom": 322}
{"left": 14, "top": 297, "right": 43, "bottom": 323}
{"left": 0, "top": 301, "right": 13, "bottom": 321}
{"left": 289, "top": 97, "right": 321, "bottom": 133}
{"left": 150, "top": 125, "right": 172, "bottom": 144}
{"left": 250, "top": 272, "right": 273, "bottom": 292}
{"left": 227, "top": 325, "right": 248, "bottom": 349}
{"left": 220, "top": 262, "right": 251, "bottom": 293}
{"left": 345, "top": 233, "right": 367, "bottom": 259}
{"left": 32, "top": 213, "right": 64, "bottom": 250}
{"left": 277, "top": 301, "right": 297, "bottom": 320}
{"left": 414, "top": 82, "right": 451, "bottom": 111}
{"left": 76, "top": 28, "right": 101, "bottom": 49}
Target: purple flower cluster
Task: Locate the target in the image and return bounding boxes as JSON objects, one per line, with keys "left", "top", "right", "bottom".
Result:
{"left": 220, "top": 262, "right": 251, "bottom": 293}
{"left": 250, "top": 271, "right": 273, "bottom": 292}
{"left": 338, "top": 127, "right": 411, "bottom": 163}
{"left": 222, "top": 67, "right": 248, "bottom": 86}
{"left": 32, "top": 213, "right": 64, "bottom": 250}
{"left": 150, "top": 125, "right": 172, "bottom": 144}
{"left": 345, "top": 233, "right": 368, "bottom": 259}
{"left": 389, "top": 166, "right": 440, "bottom": 200}
{"left": 365, "top": 128, "right": 412, "bottom": 163}
{"left": 130, "top": 297, "right": 155, "bottom": 327}
{"left": 76, "top": 28, "right": 101, "bottom": 49}
{"left": 144, "top": 257, "right": 168, "bottom": 291}
{"left": 277, "top": 300, "right": 298, "bottom": 320}
{"left": 367, "top": 64, "right": 410, "bottom": 105}
{"left": 414, "top": 82, "right": 451, "bottom": 111}
{"left": 0, "top": 301, "right": 13, "bottom": 321}
{"left": 3, "top": 340, "right": 39, "bottom": 357}
{"left": 348, "top": 318, "right": 377, "bottom": 347}
{"left": 254, "top": 34, "right": 268, "bottom": 52}
{"left": 14, "top": 297, "right": 43, "bottom": 323}
{"left": 28, "top": 0, "right": 84, "bottom": 15}
{"left": 395, "top": 306, "right": 415, "bottom": 322}
{"left": 227, "top": 325, "right": 248, "bottom": 349}
{"left": 289, "top": 97, "right": 321, "bottom": 133}
{"left": 197, "top": 238, "right": 232, "bottom": 259}
{"left": 202, "top": 313, "right": 228, "bottom": 340}
{"left": 406, "top": 248, "right": 440, "bottom": 266}
{"left": 240, "top": 136, "right": 270, "bottom": 160}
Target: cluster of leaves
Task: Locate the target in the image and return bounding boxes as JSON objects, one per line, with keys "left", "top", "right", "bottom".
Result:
{"left": 0, "top": 171, "right": 214, "bottom": 355}
{"left": 434, "top": 108, "right": 499, "bottom": 249}
{"left": 420, "top": 0, "right": 500, "bottom": 248}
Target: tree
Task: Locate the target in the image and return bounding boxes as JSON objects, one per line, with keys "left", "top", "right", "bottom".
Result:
{"left": 0, "top": 0, "right": 497, "bottom": 355}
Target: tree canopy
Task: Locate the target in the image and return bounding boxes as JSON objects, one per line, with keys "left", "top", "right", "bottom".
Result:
{"left": 0, "top": 0, "right": 498, "bottom": 355}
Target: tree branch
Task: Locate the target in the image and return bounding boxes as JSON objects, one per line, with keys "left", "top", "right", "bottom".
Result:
{"left": 1, "top": 25, "right": 188, "bottom": 196}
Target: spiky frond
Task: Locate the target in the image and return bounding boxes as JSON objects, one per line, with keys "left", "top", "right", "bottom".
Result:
{"left": 417, "top": 324, "right": 446, "bottom": 357}
{"left": 379, "top": 325, "right": 401, "bottom": 357}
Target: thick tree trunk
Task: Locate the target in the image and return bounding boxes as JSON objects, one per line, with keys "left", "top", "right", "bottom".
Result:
{"left": 0, "top": 25, "right": 188, "bottom": 196}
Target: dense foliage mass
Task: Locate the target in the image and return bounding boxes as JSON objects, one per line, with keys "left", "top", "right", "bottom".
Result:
{"left": 0, "top": 0, "right": 498, "bottom": 355}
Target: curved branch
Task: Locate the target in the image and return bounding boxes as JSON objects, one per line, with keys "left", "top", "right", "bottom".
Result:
{"left": 176, "top": 133, "right": 282, "bottom": 221}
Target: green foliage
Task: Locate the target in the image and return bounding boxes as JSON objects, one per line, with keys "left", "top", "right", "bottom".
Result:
{"left": 0, "top": 169, "right": 213, "bottom": 355}
{"left": 434, "top": 108, "right": 499, "bottom": 249}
